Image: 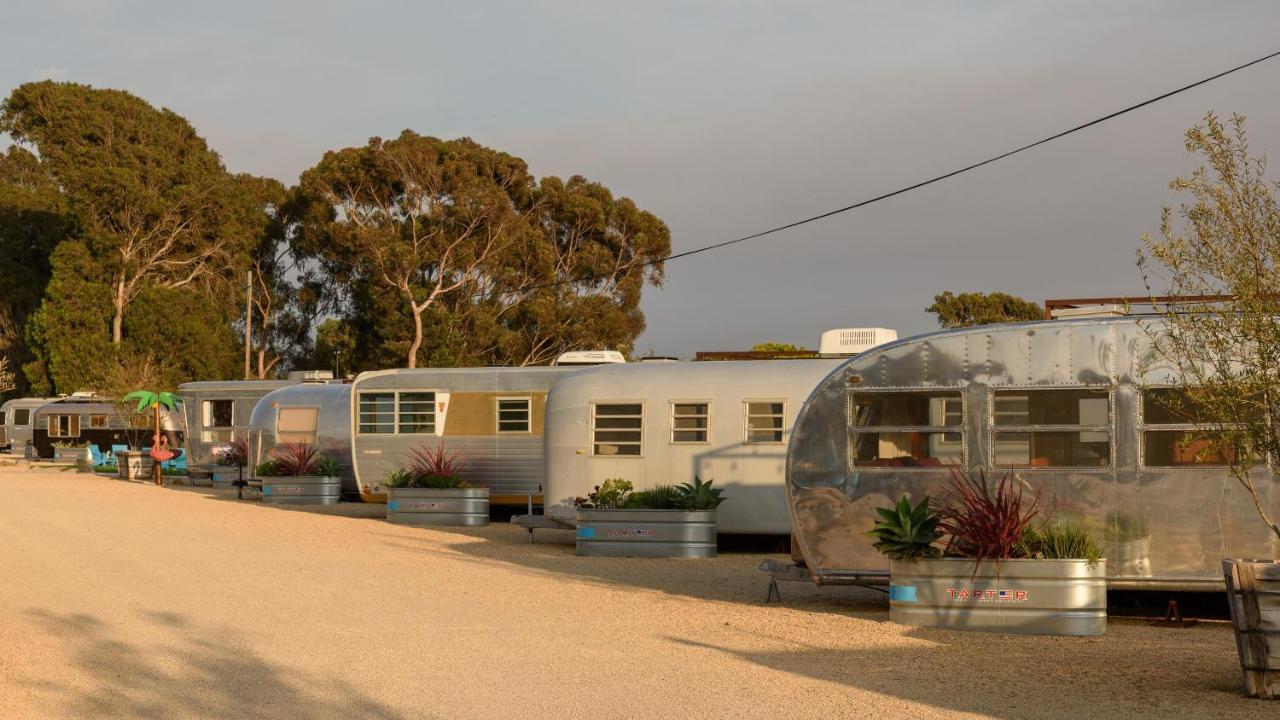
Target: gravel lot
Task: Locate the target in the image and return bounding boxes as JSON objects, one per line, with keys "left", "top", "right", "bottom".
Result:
{"left": 0, "top": 468, "right": 1263, "bottom": 719}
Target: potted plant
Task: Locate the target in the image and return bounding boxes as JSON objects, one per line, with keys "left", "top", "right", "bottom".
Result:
{"left": 869, "top": 469, "right": 1107, "bottom": 637}
{"left": 52, "top": 441, "right": 92, "bottom": 465}
{"left": 385, "top": 444, "right": 487, "bottom": 527}
{"left": 212, "top": 438, "right": 253, "bottom": 498}
{"left": 574, "top": 476, "right": 723, "bottom": 558}
{"left": 258, "top": 442, "right": 342, "bottom": 505}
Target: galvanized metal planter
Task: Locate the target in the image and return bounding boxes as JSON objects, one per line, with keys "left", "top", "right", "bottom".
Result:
{"left": 261, "top": 476, "right": 341, "bottom": 505}
{"left": 53, "top": 447, "right": 90, "bottom": 464}
{"left": 575, "top": 509, "right": 717, "bottom": 558}
{"left": 386, "top": 487, "right": 489, "bottom": 527}
{"left": 1223, "top": 559, "right": 1280, "bottom": 699}
{"left": 210, "top": 468, "right": 243, "bottom": 488}
{"left": 116, "top": 451, "right": 155, "bottom": 480}
{"left": 889, "top": 557, "right": 1107, "bottom": 636}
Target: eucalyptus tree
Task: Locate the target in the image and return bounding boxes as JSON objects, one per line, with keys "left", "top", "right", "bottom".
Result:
{"left": 0, "top": 81, "right": 253, "bottom": 346}
{"left": 926, "top": 291, "right": 1044, "bottom": 328}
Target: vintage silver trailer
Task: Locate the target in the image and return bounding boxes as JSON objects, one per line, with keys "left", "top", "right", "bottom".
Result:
{"left": 248, "top": 382, "right": 355, "bottom": 494}
{"left": 786, "top": 317, "right": 1280, "bottom": 590}
{"left": 30, "top": 397, "right": 182, "bottom": 459}
{"left": 349, "top": 367, "right": 580, "bottom": 503}
{"left": 178, "top": 379, "right": 299, "bottom": 469}
{"left": 0, "top": 397, "right": 53, "bottom": 453}
{"left": 543, "top": 359, "right": 843, "bottom": 534}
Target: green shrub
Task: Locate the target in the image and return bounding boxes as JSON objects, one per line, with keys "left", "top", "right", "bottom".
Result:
{"left": 624, "top": 484, "right": 680, "bottom": 509}
{"left": 384, "top": 469, "right": 415, "bottom": 488}
{"left": 1018, "top": 522, "right": 1104, "bottom": 562}
{"left": 313, "top": 456, "right": 341, "bottom": 477}
{"left": 672, "top": 476, "right": 726, "bottom": 510}
{"left": 255, "top": 461, "right": 278, "bottom": 477}
{"left": 866, "top": 495, "right": 942, "bottom": 560}
{"left": 576, "top": 478, "right": 633, "bottom": 509}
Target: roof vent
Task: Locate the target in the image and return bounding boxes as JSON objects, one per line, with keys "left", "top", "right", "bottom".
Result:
{"left": 552, "top": 350, "right": 627, "bottom": 366}
{"left": 818, "top": 328, "right": 897, "bottom": 356}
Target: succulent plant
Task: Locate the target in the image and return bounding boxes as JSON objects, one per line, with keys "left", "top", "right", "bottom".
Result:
{"left": 866, "top": 495, "right": 942, "bottom": 560}
{"left": 672, "top": 476, "right": 726, "bottom": 511}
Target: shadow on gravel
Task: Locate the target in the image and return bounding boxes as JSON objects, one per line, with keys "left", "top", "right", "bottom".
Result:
{"left": 376, "top": 524, "right": 889, "bottom": 615}
{"left": 22, "top": 608, "right": 413, "bottom": 720}
{"left": 668, "top": 623, "right": 1246, "bottom": 720}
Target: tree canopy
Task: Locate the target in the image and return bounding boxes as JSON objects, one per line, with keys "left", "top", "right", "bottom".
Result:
{"left": 0, "top": 82, "right": 671, "bottom": 394}
{"left": 926, "top": 291, "right": 1044, "bottom": 328}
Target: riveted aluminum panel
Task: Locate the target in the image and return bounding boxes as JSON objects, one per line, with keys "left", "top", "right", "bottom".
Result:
{"left": 787, "top": 317, "right": 1280, "bottom": 589}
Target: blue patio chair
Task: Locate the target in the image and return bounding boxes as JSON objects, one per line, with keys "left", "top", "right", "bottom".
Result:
{"left": 89, "top": 445, "right": 107, "bottom": 467}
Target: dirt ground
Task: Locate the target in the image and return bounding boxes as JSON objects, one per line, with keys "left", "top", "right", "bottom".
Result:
{"left": 0, "top": 467, "right": 1265, "bottom": 719}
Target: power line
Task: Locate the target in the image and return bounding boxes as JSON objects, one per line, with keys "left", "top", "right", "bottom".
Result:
{"left": 534, "top": 47, "right": 1280, "bottom": 291}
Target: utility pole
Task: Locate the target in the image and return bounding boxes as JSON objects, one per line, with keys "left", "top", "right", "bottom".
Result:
{"left": 244, "top": 270, "right": 253, "bottom": 380}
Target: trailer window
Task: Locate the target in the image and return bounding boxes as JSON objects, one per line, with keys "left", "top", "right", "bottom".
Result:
{"left": 1141, "top": 388, "right": 1245, "bottom": 467}
{"left": 14, "top": 409, "right": 29, "bottom": 426}
{"left": 497, "top": 398, "right": 531, "bottom": 433}
{"left": 358, "top": 393, "right": 396, "bottom": 434}
{"left": 672, "top": 402, "right": 709, "bottom": 443}
{"left": 0, "top": 411, "right": 5, "bottom": 425}
{"left": 277, "top": 407, "right": 319, "bottom": 445}
{"left": 745, "top": 402, "right": 785, "bottom": 443}
{"left": 992, "top": 389, "right": 1110, "bottom": 467}
{"left": 851, "top": 392, "right": 962, "bottom": 466}
{"left": 200, "top": 400, "right": 235, "bottom": 442}
{"left": 592, "top": 403, "right": 642, "bottom": 456}
{"left": 48, "top": 414, "right": 80, "bottom": 438}
{"left": 398, "top": 392, "right": 436, "bottom": 434}
{"left": 89, "top": 415, "right": 109, "bottom": 429}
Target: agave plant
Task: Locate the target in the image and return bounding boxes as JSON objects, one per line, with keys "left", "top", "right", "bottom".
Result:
{"left": 673, "top": 476, "right": 726, "bottom": 511}
{"left": 624, "top": 484, "right": 680, "bottom": 509}
{"left": 936, "top": 468, "right": 1039, "bottom": 560}
{"left": 866, "top": 495, "right": 943, "bottom": 559}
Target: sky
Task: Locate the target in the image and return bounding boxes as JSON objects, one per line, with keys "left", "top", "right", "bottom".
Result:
{"left": 4, "top": 1, "right": 1280, "bottom": 357}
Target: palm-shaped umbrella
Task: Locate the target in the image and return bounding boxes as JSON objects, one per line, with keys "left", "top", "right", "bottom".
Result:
{"left": 122, "top": 390, "right": 181, "bottom": 483}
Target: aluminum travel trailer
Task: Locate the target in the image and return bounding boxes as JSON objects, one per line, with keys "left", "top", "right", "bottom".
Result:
{"left": 543, "top": 359, "right": 843, "bottom": 534}
{"left": 30, "top": 396, "right": 182, "bottom": 459}
{"left": 178, "top": 378, "right": 314, "bottom": 469}
{"left": 786, "top": 317, "right": 1280, "bottom": 591}
{"left": 248, "top": 382, "right": 355, "bottom": 494}
{"left": 350, "top": 367, "right": 581, "bottom": 503}
{"left": 0, "top": 397, "right": 52, "bottom": 453}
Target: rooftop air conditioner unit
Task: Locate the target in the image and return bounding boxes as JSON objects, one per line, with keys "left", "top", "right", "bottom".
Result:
{"left": 287, "top": 370, "right": 336, "bottom": 383}
{"left": 552, "top": 350, "right": 627, "bottom": 366}
{"left": 818, "top": 328, "right": 897, "bottom": 357}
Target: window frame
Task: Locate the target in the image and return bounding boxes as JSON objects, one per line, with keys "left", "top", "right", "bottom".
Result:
{"left": 89, "top": 415, "right": 109, "bottom": 429}
{"left": 743, "top": 399, "right": 787, "bottom": 444}
{"left": 848, "top": 390, "right": 966, "bottom": 468}
{"left": 670, "top": 400, "right": 711, "bottom": 444}
{"left": 13, "top": 408, "right": 30, "bottom": 426}
{"left": 1139, "top": 386, "right": 1248, "bottom": 468}
{"left": 357, "top": 390, "right": 439, "bottom": 435}
{"left": 202, "top": 399, "right": 235, "bottom": 429}
{"left": 988, "top": 387, "right": 1113, "bottom": 469}
{"left": 496, "top": 396, "right": 532, "bottom": 435}
{"left": 276, "top": 405, "right": 321, "bottom": 445}
{"left": 591, "top": 401, "right": 645, "bottom": 457}
{"left": 47, "top": 414, "right": 80, "bottom": 439}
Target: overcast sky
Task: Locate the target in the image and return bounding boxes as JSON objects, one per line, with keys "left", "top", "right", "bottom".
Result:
{"left": 4, "top": 1, "right": 1280, "bottom": 356}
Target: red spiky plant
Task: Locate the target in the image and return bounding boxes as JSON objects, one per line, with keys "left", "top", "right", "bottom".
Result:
{"left": 407, "top": 440, "right": 468, "bottom": 479}
{"left": 936, "top": 468, "right": 1039, "bottom": 560}
{"left": 271, "top": 442, "right": 320, "bottom": 477}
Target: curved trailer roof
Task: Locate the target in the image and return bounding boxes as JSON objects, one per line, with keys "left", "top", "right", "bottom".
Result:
{"left": 786, "top": 317, "right": 1277, "bottom": 590}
